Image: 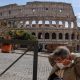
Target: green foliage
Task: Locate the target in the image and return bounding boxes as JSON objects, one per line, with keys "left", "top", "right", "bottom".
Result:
{"left": 7, "top": 30, "right": 37, "bottom": 41}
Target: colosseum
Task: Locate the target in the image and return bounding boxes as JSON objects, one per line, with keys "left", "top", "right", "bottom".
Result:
{"left": 0, "top": 1, "right": 80, "bottom": 52}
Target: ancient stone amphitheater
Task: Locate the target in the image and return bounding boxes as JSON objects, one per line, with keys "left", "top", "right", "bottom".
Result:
{"left": 0, "top": 1, "right": 80, "bottom": 52}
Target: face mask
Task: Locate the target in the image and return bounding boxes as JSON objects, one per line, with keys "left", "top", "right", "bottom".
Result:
{"left": 56, "top": 63, "right": 65, "bottom": 69}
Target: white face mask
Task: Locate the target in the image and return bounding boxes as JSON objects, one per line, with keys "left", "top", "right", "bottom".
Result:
{"left": 56, "top": 60, "right": 74, "bottom": 69}
{"left": 56, "top": 63, "right": 65, "bottom": 69}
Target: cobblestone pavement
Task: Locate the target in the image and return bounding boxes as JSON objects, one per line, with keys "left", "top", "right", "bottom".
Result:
{"left": 0, "top": 51, "right": 52, "bottom": 80}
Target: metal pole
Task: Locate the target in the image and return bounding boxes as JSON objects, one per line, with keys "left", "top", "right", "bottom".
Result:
{"left": 33, "top": 41, "right": 38, "bottom": 80}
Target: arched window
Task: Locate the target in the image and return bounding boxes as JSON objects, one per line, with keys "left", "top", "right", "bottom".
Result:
{"left": 38, "top": 32, "right": 42, "bottom": 39}
{"left": 52, "top": 33, "right": 56, "bottom": 39}
{"left": 65, "top": 33, "right": 69, "bottom": 40}
{"left": 45, "top": 20, "right": 49, "bottom": 24}
{"left": 32, "top": 20, "right": 36, "bottom": 24}
{"left": 45, "top": 33, "right": 49, "bottom": 39}
{"left": 59, "top": 21, "right": 62, "bottom": 25}
{"left": 71, "top": 33, "right": 75, "bottom": 40}
{"left": 38, "top": 20, "right": 43, "bottom": 24}
{"left": 65, "top": 21, "right": 68, "bottom": 28}
{"left": 52, "top": 21, "right": 56, "bottom": 24}
{"left": 25, "top": 21, "right": 29, "bottom": 25}
{"left": 59, "top": 33, "right": 63, "bottom": 39}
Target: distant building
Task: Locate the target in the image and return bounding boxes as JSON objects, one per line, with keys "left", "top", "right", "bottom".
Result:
{"left": 0, "top": 1, "right": 80, "bottom": 52}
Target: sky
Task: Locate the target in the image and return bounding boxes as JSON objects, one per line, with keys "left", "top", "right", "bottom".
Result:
{"left": 0, "top": 0, "right": 80, "bottom": 25}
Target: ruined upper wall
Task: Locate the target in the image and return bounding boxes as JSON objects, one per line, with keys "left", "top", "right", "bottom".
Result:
{"left": 0, "top": 1, "right": 76, "bottom": 21}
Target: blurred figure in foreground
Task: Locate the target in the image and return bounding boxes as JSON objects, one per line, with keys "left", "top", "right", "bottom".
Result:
{"left": 48, "top": 46, "right": 80, "bottom": 80}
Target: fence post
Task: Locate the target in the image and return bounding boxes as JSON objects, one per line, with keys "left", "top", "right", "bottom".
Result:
{"left": 33, "top": 41, "right": 38, "bottom": 80}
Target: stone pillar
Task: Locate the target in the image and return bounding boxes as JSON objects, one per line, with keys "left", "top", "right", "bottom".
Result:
{"left": 56, "top": 32, "right": 58, "bottom": 40}
{"left": 36, "top": 21, "right": 39, "bottom": 27}
{"left": 42, "top": 20, "right": 45, "bottom": 27}
{"left": 49, "top": 20, "right": 52, "bottom": 27}
{"left": 73, "top": 21, "right": 77, "bottom": 28}
{"left": 43, "top": 44, "right": 45, "bottom": 51}
{"left": 63, "top": 32, "right": 65, "bottom": 41}
{"left": 50, "top": 32, "right": 52, "bottom": 40}
{"left": 29, "top": 20, "right": 32, "bottom": 27}
{"left": 62, "top": 21, "right": 65, "bottom": 28}
{"left": 56, "top": 20, "right": 59, "bottom": 28}
{"left": 68, "top": 21, "right": 71, "bottom": 28}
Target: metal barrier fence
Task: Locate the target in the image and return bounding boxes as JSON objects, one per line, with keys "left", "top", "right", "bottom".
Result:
{"left": 0, "top": 39, "right": 38, "bottom": 80}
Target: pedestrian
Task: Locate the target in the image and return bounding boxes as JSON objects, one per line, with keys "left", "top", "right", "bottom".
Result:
{"left": 48, "top": 46, "right": 80, "bottom": 80}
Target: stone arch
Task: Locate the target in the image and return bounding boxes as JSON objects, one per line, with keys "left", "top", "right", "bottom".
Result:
{"left": 45, "top": 33, "right": 49, "bottom": 39}
{"left": 59, "top": 33, "right": 63, "bottom": 39}
{"left": 38, "top": 20, "right": 43, "bottom": 24}
{"left": 24, "top": 21, "right": 29, "bottom": 28}
{"left": 52, "top": 21, "right": 56, "bottom": 28}
{"left": 52, "top": 33, "right": 56, "bottom": 39}
{"left": 38, "top": 32, "right": 42, "bottom": 39}
{"left": 32, "top": 20, "right": 36, "bottom": 24}
{"left": 59, "top": 21, "right": 63, "bottom": 28}
{"left": 32, "top": 20, "right": 36, "bottom": 27}
{"left": 52, "top": 21, "right": 56, "bottom": 24}
{"left": 59, "top": 21, "right": 63, "bottom": 25}
{"left": 45, "top": 20, "right": 49, "bottom": 24}
{"left": 25, "top": 21, "right": 29, "bottom": 25}
{"left": 71, "top": 33, "right": 75, "bottom": 40}
{"left": 65, "top": 33, "right": 69, "bottom": 40}
{"left": 18, "top": 21, "right": 23, "bottom": 28}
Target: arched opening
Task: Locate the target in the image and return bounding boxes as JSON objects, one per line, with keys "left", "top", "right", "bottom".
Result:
{"left": 71, "top": 33, "right": 75, "bottom": 40}
{"left": 45, "top": 33, "right": 49, "bottom": 39}
{"left": 38, "top": 20, "right": 42, "bottom": 24}
{"left": 32, "top": 20, "right": 36, "bottom": 27}
{"left": 45, "top": 20, "right": 49, "bottom": 24}
{"left": 32, "top": 20, "right": 36, "bottom": 24}
{"left": 59, "top": 21, "right": 63, "bottom": 28}
{"left": 59, "top": 33, "right": 63, "bottom": 39}
{"left": 38, "top": 32, "right": 42, "bottom": 39}
{"left": 18, "top": 21, "right": 23, "bottom": 28}
{"left": 65, "top": 21, "right": 68, "bottom": 28}
{"left": 25, "top": 21, "right": 29, "bottom": 27}
{"left": 52, "top": 33, "right": 56, "bottom": 39}
{"left": 65, "top": 33, "right": 69, "bottom": 40}
{"left": 38, "top": 20, "right": 43, "bottom": 27}
{"left": 52, "top": 21, "right": 56, "bottom": 28}
{"left": 45, "top": 20, "right": 49, "bottom": 27}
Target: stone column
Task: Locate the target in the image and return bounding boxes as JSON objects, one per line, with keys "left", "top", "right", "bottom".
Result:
{"left": 56, "top": 20, "right": 59, "bottom": 28}
{"left": 36, "top": 21, "right": 39, "bottom": 27}
{"left": 62, "top": 21, "right": 65, "bottom": 28}
{"left": 73, "top": 21, "right": 77, "bottom": 28}
{"left": 49, "top": 20, "right": 52, "bottom": 27}
{"left": 42, "top": 20, "right": 45, "bottom": 27}
{"left": 68, "top": 21, "right": 71, "bottom": 28}
{"left": 29, "top": 20, "right": 32, "bottom": 27}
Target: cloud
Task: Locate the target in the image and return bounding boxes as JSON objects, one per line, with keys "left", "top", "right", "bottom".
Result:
{"left": 76, "top": 13, "right": 80, "bottom": 18}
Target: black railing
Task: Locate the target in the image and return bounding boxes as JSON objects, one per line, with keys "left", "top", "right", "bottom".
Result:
{"left": 0, "top": 39, "right": 38, "bottom": 80}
